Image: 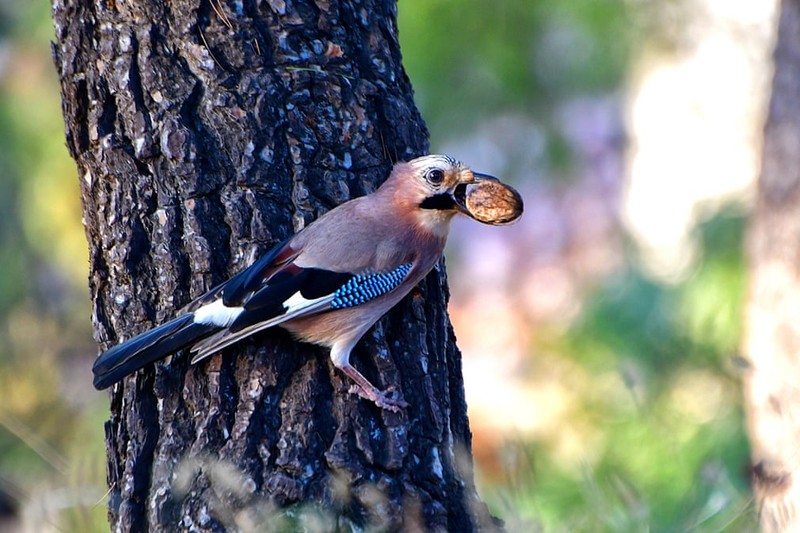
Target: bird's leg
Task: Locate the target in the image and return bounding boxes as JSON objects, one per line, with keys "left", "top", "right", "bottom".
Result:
{"left": 340, "top": 364, "right": 409, "bottom": 412}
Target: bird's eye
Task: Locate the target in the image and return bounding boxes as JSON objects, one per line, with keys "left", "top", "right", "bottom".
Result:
{"left": 426, "top": 169, "right": 445, "bottom": 185}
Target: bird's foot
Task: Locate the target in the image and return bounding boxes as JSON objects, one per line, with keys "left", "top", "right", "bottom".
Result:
{"left": 348, "top": 384, "right": 409, "bottom": 412}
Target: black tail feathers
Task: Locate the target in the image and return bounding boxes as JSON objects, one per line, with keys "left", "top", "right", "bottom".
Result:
{"left": 92, "top": 314, "right": 218, "bottom": 389}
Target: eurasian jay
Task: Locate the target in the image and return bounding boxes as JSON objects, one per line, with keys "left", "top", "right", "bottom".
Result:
{"left": 92, "top": 155, "right": 513, "bottom": 411}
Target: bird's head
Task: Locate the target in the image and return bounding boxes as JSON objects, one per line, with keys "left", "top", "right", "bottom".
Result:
{"left": 385, "top": 154, "right": 497, "bottom": 236}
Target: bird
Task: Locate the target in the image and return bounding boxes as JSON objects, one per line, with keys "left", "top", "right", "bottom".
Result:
{"left": 92, "top": 155, "right": 514, "bottom": 411}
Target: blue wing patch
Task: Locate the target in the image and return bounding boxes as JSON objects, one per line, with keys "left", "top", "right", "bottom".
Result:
{"left": 331, "top": 263, "right": 413, "bottom": 309}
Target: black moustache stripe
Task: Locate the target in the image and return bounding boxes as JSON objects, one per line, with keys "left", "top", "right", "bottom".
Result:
{"left": 419, "top": 193, "right": 456, "bottom": 210}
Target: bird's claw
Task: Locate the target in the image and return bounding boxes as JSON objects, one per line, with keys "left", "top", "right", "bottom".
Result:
{"left": 348, "top": 384, "right": 409, "bottom": 412}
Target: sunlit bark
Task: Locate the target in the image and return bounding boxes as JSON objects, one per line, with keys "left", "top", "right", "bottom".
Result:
{"left": 744, "top": 1, "right": 800, "bottom": 530}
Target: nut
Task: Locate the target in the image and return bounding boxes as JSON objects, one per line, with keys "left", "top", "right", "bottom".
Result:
{"left": 464, "top": 179, "right": 523, "bottom": 225}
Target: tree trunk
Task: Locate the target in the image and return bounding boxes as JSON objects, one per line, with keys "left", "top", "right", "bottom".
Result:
{"left": 743, "top": 0, "right": 800, "bottom": 530}
{"left": 51, "top": 1, "right": 496, "bottom": 530}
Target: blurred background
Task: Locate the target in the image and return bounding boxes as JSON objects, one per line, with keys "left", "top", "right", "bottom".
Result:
{"left": 0, "top": 0, "right": 778, "bottom": 531}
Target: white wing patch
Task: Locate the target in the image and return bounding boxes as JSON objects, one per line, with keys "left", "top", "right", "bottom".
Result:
{"left": 283, "top": 291, "right": 330, "bottom": 313}
{"left": 189, "top": 295, "right": 334, "bottom": 364}
{"left": 193, "top": 299, "right": 244, "bottom": 327}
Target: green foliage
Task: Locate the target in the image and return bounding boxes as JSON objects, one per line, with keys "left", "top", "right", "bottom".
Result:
{"left": 399, "top": 0, "right": 631, "bottom": 138}
{"left": 0, "top": 3, "right": 105, "bottom": 531}
{"left": 476, "top": 208, "right": 755, "bottom": 531}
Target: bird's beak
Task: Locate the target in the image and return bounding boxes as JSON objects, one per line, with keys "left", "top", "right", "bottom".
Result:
{"left": 452, "top": 172, "right": 496, "bottom": 217}
{"left": 471, "top": 172, "right": 496, "bottom": 182}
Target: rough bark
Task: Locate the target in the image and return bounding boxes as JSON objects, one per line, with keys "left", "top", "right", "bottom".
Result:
{"left": 743, "top": 0, "right": 800, "bottom": 531}
{"left": 51, "top": 0, "right": 496, "bottom": 530}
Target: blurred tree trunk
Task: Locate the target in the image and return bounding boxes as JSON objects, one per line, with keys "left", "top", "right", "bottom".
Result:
{"left": 51, "top": 1, "right": 496, "bottom": 531}
{"left": 744, "top": 0, "right": 800, "bottom": 531}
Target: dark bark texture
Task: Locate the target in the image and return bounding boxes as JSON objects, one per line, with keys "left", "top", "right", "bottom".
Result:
{"left": 51, "top": 0, "right": 496, "bottom": 530}
{"left": 744, "top": 0, "right": 800, "bottom": 531}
